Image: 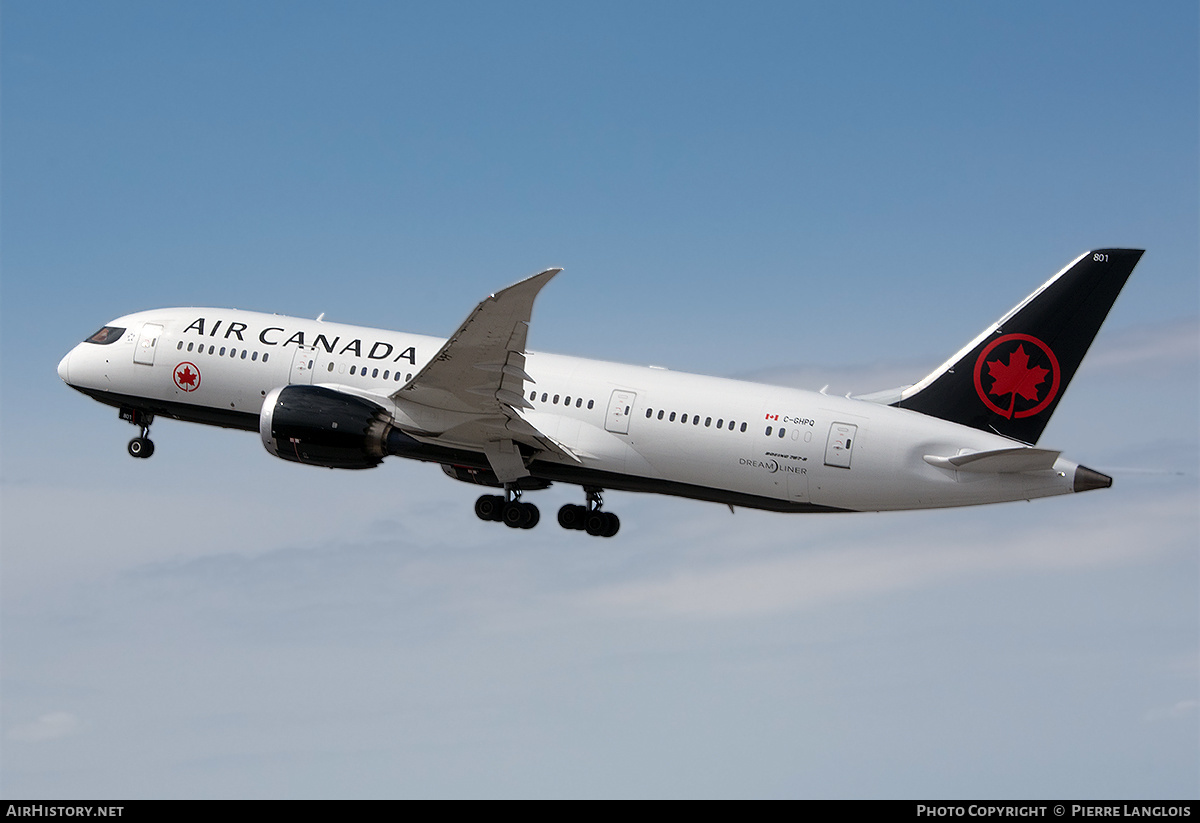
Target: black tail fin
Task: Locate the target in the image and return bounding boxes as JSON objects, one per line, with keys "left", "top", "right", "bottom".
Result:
{"left": 894, "top": 248, "right": 1144, "bottom": 444}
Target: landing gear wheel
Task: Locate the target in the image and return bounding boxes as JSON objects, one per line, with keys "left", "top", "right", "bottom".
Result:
{"left": 501, "top": 499, "right": 530, "bottom": 532}
{"left": 476, "top": 488, "right": 540, "bottom": 530}
{"left": 558, "top": 504, "right": 587, "bottom": 530}
{"left": 565, "top": 489, "right": 620, "bottom": 537}
{"left": 584, "top": 510, "right": 609, "bottom": 537}
{"left": 521, "top": 502, "right": 540, "bottom": 529}
{"left": 127, "top": 437, "right": 154, "bottom": 459}
{"left": 475, "top": 494, "right": 504, "bottom": 522}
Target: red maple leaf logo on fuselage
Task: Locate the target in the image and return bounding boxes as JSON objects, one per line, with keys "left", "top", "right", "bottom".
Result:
{"left": 174, "top": 362, "right": 201, "bottom": 392}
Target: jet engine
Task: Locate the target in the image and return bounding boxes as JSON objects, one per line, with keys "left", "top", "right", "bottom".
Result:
{"left": 260, "top": 385, "right": 394, "bottom": 469}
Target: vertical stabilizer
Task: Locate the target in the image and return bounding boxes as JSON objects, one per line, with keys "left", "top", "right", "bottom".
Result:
{"left": 894, "top": 249, "right": 1143, "bottom": 444}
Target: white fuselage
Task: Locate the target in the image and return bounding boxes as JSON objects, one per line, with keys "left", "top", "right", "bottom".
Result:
{"left": 59, "top": 306, "right": 1086, "bottom": 514}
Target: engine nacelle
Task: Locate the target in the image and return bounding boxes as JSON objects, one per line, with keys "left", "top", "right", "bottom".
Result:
{"left": 260, "top": 385, "right": 393, "bottom": 469}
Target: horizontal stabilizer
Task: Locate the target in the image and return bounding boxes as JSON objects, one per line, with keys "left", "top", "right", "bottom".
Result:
{"left": 923, "top": 447, "right": 1061, "bottom": 473}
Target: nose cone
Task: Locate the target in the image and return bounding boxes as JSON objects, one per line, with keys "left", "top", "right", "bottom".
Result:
{"left": 57, "top": 350, "right": 71, "bottom": 383}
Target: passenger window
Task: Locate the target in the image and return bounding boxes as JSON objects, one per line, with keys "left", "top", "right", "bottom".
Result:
{"left": 576, "top": 398, "right": 582, "bottom": 408}
{"left": 717, "top": 418, "right": 724, "bottom": 428}
{"left": 541, "top": 393, "right": 548, "bottom": 402}
{"left": 694, "top": 416, "right": 700, "bottom": 425}
{"left": 705, "top": 417, "right": 712, "bottom": 427}
{"left": 187, "top": 342, "right": 194, "bottom": 352}
{"left": 328, "top": 362, "right": 334, "bottom": 372}
{"left": 383, "top": 370, "right": 389, "bottom": 379}
{"left": 554, "top": 395, "right": 560, "bottom": 404}
{"left": 351, "top": 366, "right": 357, "bottom": 375}
{"left": 587, "top": 400, "right": 594, "bottom": 410}
{"left": 740, "top": 422, "right": 747, "bottom": 432}
{"left": 220, "top": 347, "right": 226, "bottom": 356}
{"left": 252, "top": 352, "right": 259, "bottom": 361}
{"left": 645, "top": 409, "right": 653, "bottom": 418}
{"left": 778, "top": 428, "right": 786, "bottom": 438}
{"left": 565, "top": 396, "right": 571, "bottom": 406}
{"left": 263, "top": 353, "right": 269, "bottom": 362}
{"left": 241, "top": 350, "right": 247, "bottom": 359}
{"left": 177, "top": 341, "right": 184, "bottom": 350}
{"left": 766, "top": 426, "right": 773, "bottom": 436}
{"left": 657, "top": 410, "right": 664, "bottom": 420}
{"left": 669, "top": 412, "right": 676, "bottom": 422}
{"left": 372, "top": 368, "right": 378, "bottom": 378}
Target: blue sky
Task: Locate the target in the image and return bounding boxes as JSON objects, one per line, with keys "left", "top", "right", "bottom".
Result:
{"left": 2, "top": 1, "right": 1197, "bottom": 798}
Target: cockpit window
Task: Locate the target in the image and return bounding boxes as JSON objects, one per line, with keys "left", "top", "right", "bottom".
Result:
{"left": 85, "top": 326, "right": 125, "bottom": 345}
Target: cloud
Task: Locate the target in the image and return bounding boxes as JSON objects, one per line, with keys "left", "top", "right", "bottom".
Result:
{"left": 1080, "top": 317, "right": 1200, "bottom": 374}
{"left": 7, "top": 711, "right": 84, "bottom": 742}
{"left": 1145, "top": 700, "right": 1199, "bottom": 723}
{"left": 575, "top": 489, "right": 1196, "bottom": 619}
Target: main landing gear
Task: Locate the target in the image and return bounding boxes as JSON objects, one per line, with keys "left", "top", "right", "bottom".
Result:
{"left": 120, "top": 407, "right": 155, "bottom": 459}
{"left": 557, "top": 487, "right": 620, "bottom": 538}
{"left": 474, "top": 485, "right": 620, "bottom": 537}
{"left": 475, "top": 488, "right": 540, "bottom": 530}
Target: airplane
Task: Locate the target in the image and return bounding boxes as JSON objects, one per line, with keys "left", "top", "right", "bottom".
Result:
{"left": 57, "top": 248, "right": 1143, "bottom": 538}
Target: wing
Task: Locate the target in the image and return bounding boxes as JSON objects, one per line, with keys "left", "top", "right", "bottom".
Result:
{"left": 390, "top": 268, "right": 577, "bottom": 480}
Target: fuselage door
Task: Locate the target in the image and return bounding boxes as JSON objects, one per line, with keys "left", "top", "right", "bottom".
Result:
{"left": 824, "top": 422, "right": 858, "bottom": 468}
{"left": 605, "top": 390, "right": 637, "bottom": 435}
{"left": 786, "top": 463, "right": 810, "bottom": 502}
{"left": 134, "top": 323, "right": 163, "bottom": 365}
{"left": 290, "top": 345, "right": 316, "bottom": 385}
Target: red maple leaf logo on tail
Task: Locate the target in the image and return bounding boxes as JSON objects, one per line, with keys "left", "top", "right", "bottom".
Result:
{"left": 973, "top": 334, "right": 1060, "bottom": 420}
{"left": 985, "top": 344, "right": 1049, "bottom": 419}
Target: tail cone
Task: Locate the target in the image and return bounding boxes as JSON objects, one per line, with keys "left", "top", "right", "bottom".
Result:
{"left": 1073, "top": 465, "right": 1113, "bottom": 493}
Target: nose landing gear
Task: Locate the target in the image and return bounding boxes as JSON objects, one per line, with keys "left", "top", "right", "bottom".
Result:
{"left": 127, "top": 435, "right": 154, "bottom": 458}
{"left": 120, "top": 408, "right": 155, "bottom": 459}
